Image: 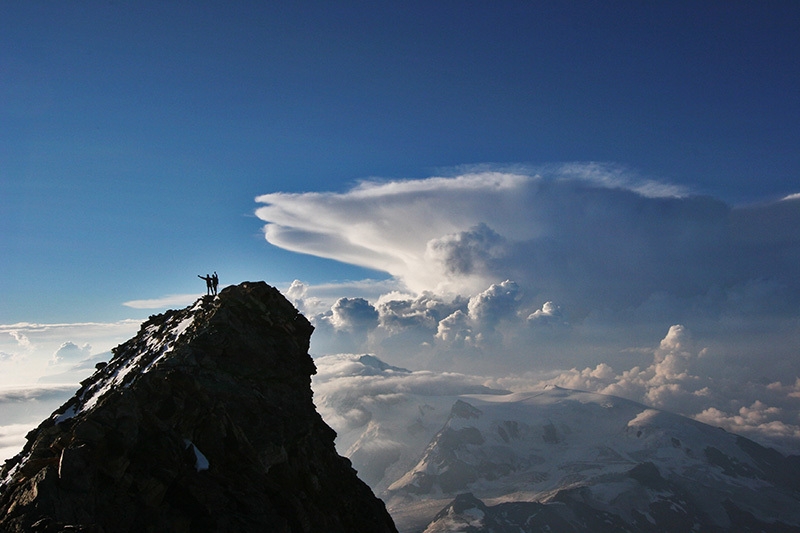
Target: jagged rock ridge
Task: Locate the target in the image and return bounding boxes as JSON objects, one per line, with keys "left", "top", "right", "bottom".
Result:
{"left": 0, "top": 282, "right": 397, "bottom": 533}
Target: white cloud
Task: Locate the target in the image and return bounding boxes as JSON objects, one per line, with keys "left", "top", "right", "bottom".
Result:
{"left": 8, "top": 330, "right": 31, "bottom": 349}
{"left": 539, "top": 325, "right": 800, "bottom": 453}
{"left": 257, "top": 168, "right": 799, "bottom": 320}
{"left": 527, "top": 301, "right": 566, "bottom": 326}
{"left": 554, "top": 161, "right": 691, "bottom": 198}
{"left": 282, "top": 278, "right": 405, "bottom": 317}
{"left": 255, "top": 166, "right": 800, "bottom": 371}
{"left": 376, "top": 291, "right": 449, "bottom": 332}
{"left": 123, "top": 293, "right": 201, "bottom": 309}
{"left": 0, "top": 384, "right": 79, "bottom": 462}
{"left": 0, "top": 320, "right": 141, "bottom": 387}
{"left": 467, "top": 280, "right": 521, "bottom": 324}
{"left": 257, "top": 172, "right": 537, "bottom": 295}
{"left": 0, "top": 422, "right": 37, "bottom": 463}
{"left": 435, "top": 309, "right": 473, "bottom": 345}
{"left": 50, "top": 341, "right": 92, "bottom": 364}
{"left": 695, "top": 403, "right": 800, "bottom": 443}
{"left": 328, "top": 297, "right": 379, "bottom": 332}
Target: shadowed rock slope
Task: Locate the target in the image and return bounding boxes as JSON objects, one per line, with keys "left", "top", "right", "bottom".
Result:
{"left": 0, "top": 282, "right": 397, "bottom": 533}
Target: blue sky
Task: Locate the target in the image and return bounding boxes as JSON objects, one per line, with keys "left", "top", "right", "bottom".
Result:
{"left": 2, "top": 3, "right": 800, "bottom": 453}
{"left": 4, "top": 1, "right": 799, "bottom": 321}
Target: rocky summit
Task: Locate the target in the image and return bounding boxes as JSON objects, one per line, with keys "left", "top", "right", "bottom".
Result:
{"left": 0, "top": 282, "right": 397, "bottom": 533}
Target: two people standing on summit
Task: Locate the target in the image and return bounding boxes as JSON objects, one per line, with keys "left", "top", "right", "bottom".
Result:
{"left": 198, "top": 272, "right": 219, "bottom": 296}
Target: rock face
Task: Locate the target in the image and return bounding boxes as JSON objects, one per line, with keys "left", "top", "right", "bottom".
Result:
{"left": 0, "top": 282, "right": 397, "bottom": 533}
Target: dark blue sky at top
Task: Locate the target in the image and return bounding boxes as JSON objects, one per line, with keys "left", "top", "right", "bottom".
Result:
{"left": 2, "top": 1, "right": 799, "bottom": 322}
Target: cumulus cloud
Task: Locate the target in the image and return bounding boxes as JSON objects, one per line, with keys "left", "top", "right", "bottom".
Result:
{"left": 0, "top": 320, "right": 140, "bottom": 387}
{"left": 544, "top": 324, "right": 708, "bottom": 407}
{"left": 694, "top": 403, "right": 800, "bottom": 443}
{"left": 467, "top": 280, "right": 521, "bottom": 324}
{"left": 435, "top": 309, "right": 473, "bottom": 345}
{"left": 50, "top": 341, "right": 92, "bottom": 364}
{"left": 328, "top": 298, "right": 379, "bottom": 331}
{"left": 527, "top": 301, "right": 567, "bottom": 326}
{"left": 375, "top": 291, "right": 453, "bottom": 332}
{"left": 538, "top": 325, "right": 800, "bottom": 453}
{"left": 425, "top": 223, "right": 510, "bottom": 290}
{"left": 292, "top": 277, "right": 542, "bottom": 367}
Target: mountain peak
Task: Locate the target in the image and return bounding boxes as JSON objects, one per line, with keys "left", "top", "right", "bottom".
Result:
{"left": 0, "top": 281, "right": 396, "bottom": 532}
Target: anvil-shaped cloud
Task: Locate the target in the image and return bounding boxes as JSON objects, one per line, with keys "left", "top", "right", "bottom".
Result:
{"left": 257, "top": 165, "right": 800, "bottom": 453}
{"left": 257, "top": 166, "right": 799, "bottom": 312}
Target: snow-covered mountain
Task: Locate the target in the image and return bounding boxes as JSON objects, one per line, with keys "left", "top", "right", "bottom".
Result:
{"left": 389, "top": 387, "right": 800, "bottom": 531}
{"left": 312, "top": 355, "right": 800, "bottom": 532}
{"left": 312, "top": 353, "right": 508, "bottom": 493}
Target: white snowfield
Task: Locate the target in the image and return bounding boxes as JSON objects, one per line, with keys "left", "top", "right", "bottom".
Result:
{"left": 313, "top": 356, "right": 799, "bottom": 531}
{"left": 385, "top": 387, "right": 799, "bottom": 530}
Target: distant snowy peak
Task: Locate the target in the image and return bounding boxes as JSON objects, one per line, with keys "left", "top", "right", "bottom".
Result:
{"left": 390, "top": 387, "right": 800, "bottom": 531}
{"left": 356, "top": 354, "right": 412, "bottom": 374}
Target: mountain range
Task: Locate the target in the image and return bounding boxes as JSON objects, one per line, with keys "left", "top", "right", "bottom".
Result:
{"left": 317, "top": 355, "right": 800, "bottom": 532}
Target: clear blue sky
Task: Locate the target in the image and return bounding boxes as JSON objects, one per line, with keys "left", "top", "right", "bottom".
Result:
{"left": 2, "top": 1, "right": 799, "bottom": 323}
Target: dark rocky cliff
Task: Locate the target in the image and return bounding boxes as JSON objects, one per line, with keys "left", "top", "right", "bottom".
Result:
{"left": 0, "top": 282, "right": 397, "bottom": 533}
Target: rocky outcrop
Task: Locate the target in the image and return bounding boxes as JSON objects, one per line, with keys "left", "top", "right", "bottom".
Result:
{"left": 0, "top": 282, "right": 397, "bottom": 533}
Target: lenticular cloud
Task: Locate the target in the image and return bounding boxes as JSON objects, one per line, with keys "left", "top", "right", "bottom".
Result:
{"left": 256, "top": 166, "right": 800, "bottom": 315}
{"left": 256, "top": 172, "right": 535, "bottom": 294}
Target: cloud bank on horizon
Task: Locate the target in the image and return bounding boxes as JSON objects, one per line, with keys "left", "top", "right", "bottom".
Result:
{"left": 257, "top": 164, "right": 800, "bottom": 452}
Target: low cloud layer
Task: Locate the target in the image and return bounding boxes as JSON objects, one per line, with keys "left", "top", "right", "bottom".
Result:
{"left": 259, "top": 166, "right": 800, "bottom": 453}
{"left": 0, "top": 321, "right": 139, "bottom": 387}
{"left": 0, "top": 384, "right": 78, "bottom": 462}
{"left": 312, "top": 349, "right": 799, "bottom": 494}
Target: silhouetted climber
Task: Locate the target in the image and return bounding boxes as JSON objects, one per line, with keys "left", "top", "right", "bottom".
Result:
{"left": 211, "top": 271, "right": 219, "bottom": 296}
{"left": 198, "top": 274, "right": 213, "bottom": 295}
